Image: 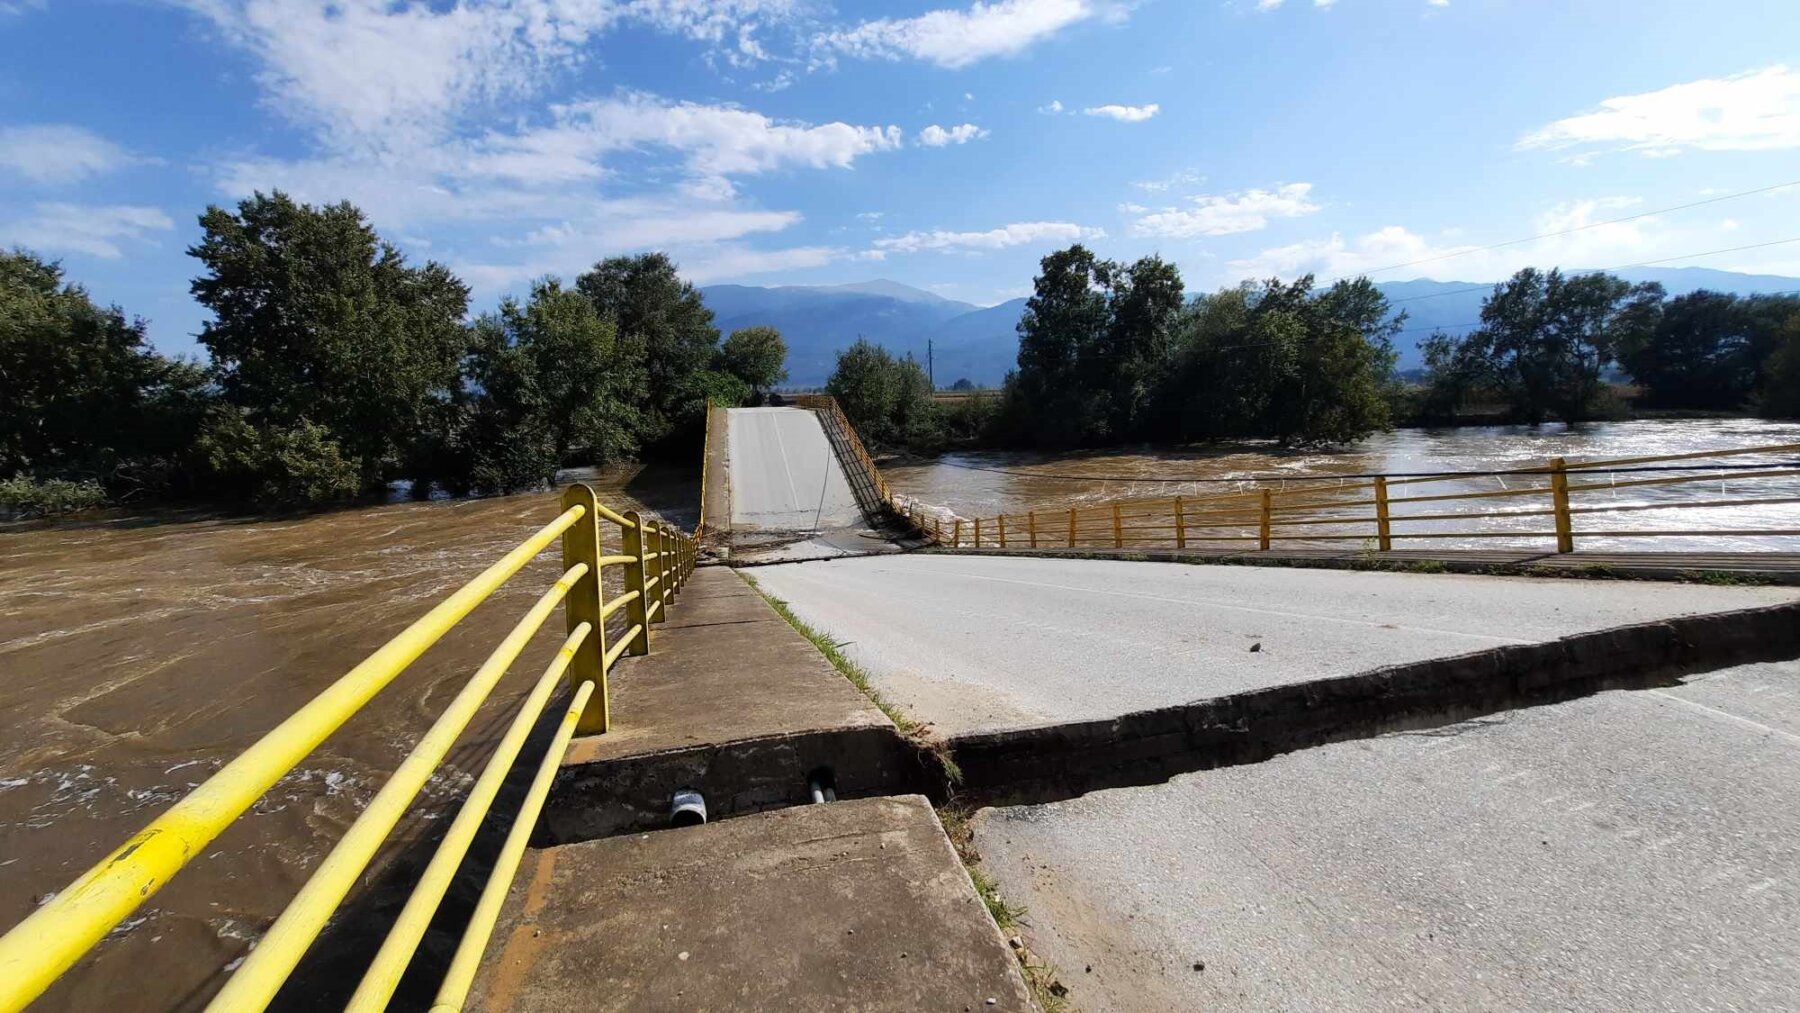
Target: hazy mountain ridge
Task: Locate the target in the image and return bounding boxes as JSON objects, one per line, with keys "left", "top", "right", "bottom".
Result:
{"left": 701, "top": 268, "right": 1800, "bottom": 387}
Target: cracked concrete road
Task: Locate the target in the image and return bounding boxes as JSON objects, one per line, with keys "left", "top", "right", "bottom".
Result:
{"left": 973, "top": 660, "right": 1800, "bottom": 1012}
{"left": 748, "top": 554, "right": 1796, "bottom": 733}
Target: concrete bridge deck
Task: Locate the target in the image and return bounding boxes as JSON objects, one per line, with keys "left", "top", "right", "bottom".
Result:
{"left": 467, "top": 566, "right": 1027, "bottom": 1010}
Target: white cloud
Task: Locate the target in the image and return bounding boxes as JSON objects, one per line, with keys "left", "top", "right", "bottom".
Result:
{"left": 1223, "top": 193, "right": 1800, "bottom": 284}
{"left": 1131, "top": 167, "right": 1203, "bottom": 192}
{"left": 1519, "top": 65, "right": 1800, "bottom": 158}
{"left": 178, "top": 0, "right": 806, "bottom": 145}
{"left": 1039, "top": 99, "right": 1065, "bottom": 114}
{"left": 918, "top": 123, "right": 989, "bottom": 146}
{"left": 1256, "top": 0, "right": 1282, "bottom": 9}
{"left": 1131, "top": 183, "right": 1321, "bottom": 238}
{"left": 1083, "top": 103, "right": 1159, "bottom": 122}
{"left": 1, "top": 203, "right": 174, "bottom": 258}
{"left": 1427, "top": 0, "right": 1449, "bottom": 6}
{"left": 814, "top": 0, "right": 1104, "bottom": 69}
{"left": 0, "top": 125, "right": 151, "bottom": 184}
{"left": 872, "top": 220, "right": 1104, "bottom": 254}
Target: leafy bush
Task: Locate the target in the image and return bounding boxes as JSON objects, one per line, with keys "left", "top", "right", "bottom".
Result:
{"left": 0, "top": 475, "right": 108, "bottom": 518}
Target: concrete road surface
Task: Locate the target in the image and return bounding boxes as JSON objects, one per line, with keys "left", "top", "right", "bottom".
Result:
{"left": 748, "top": 555, "right": 1796, "bottom": 733}
{"left": 972, "top": 659, "right": 1800, "bottom": 1012}
{"left": 726, "top": 407, "right": 861, "bottom": 531}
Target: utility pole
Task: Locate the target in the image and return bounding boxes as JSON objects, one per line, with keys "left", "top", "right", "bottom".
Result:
{"left": 928, "top": 339, "right": 934, "bottom": 389}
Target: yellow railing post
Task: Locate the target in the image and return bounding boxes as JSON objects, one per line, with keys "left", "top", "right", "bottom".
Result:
{"left": 1068, "top": 508, "right": 1077, "bottom": 548}
{"left": 1259, "top": 489, "right": 1273, "bottom": 551}
{"left": 953, "top": 518, "right": 963, "bottom": 547}
{"left": 660, "top": 522, "right": 677, "bottom": 606}
{"left": 622, "top": 510, "right": 653, "bottom": 655}
{"left": 1374, "top": 477, "right": 1392, "bottom": 552}
{"left": 974, "top": 517, "right": 983, "bottom": 548}
{"left": 1550, "top": 457, "right": 1575, "bottom": 553}
{"left": 1112, "top": 503, "right": 1123, "bottom": 549}
{"left": 560, "top": 485, "right": 612, "bottom": 734}
{"left": 646, "top": 522, "right": 667, "bottom": 624}
{"left": 998, "top": 514, "right": 1007, "bottom": 548}
{"left": 1174, "top": 496, "right": 1186, "bottom": 550}
{"left": 1028, "top": 511, "right": 1038, "bottom": 548}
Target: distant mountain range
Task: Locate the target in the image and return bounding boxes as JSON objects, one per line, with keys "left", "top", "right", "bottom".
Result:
{"left": 701, "top": 267, "right": 1800, "bottom": 387}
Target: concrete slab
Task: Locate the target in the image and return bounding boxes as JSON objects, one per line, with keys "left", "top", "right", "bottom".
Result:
{"left": 970, "top": 660, "right": 1800, "bottom": 1012}
{"left": 469, "top": 795, "right": 1034, "bottom": 1013}
{"left": 944, "top": 544, "right": 1800, "bottom": 584}
{"left": 749, "top": 554, "right": 1797, "bottom": 734}
{"left": 544, "top": 568, "right": 927, "bottom": 840}
{"left": 726, "top": 407, "right": 861, "bottom": 531}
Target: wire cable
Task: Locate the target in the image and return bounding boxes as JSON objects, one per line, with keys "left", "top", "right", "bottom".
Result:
{"left": 1348, "top": 179, "right": 1800, "bottom": 279}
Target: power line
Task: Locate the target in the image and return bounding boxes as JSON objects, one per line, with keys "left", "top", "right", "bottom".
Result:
{"left": 1348, "top": 179, "right": 1800, "bottom": 278}
{"left": 1385, "top": 236, "right": 1800, "bottom": 305}
{"left": 1388, "top": 286, "right": 1800, "bottom": 337}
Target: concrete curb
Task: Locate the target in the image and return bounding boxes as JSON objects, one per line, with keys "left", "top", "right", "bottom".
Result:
{"left": 924, "top": 545, "right": 1800, "bottom": 584}
{"left": 945, "top": 599, "right": 1800, "bottom": 807}
{"left": 544, "top": 725, "right": 934, "bottom": 842}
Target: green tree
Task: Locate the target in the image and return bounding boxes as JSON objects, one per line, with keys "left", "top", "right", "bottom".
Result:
{"left": 189, "top": 191, "right": 470, "bottom": 502}
{"left": 0, "top": 249, "right": 191, "bottom": 483}
{"left": 1455, "top": 268, "right": 1657, "bottom": 424}
{"left": 1758, "top": 312, "right": 1800, "bottom": 418}
{"left": 825, "top": 339, "right": 942, "bottom": 452}
{"left": 575, "top": 253, "right": 718, "bottom": 445}
{"left": 1614, "top": 289, "right": 1762, "bottom": 409}
{"left": 1007, "top": 246, "right": 1185, "bottom": 446}
{"left": 445, "top": 317, "right": 560, "bottom": 496}
{"left": 827, "top": 338, "right": 903, "bottom": 446}
{"left": 1162, "top": 277, "right": 1398, "bottom": 446}
{"left": 719, "top": 325, "right": 788, "bottom": 398}
{"left": 1009, "top": 245, "right": 1111, "bottom": 445}
{"left": 503, "top": 278, "right": 640, "bottom": 467}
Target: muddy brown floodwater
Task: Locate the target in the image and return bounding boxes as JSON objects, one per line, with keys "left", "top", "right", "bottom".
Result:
{"left": 0, "top": 465, "right": 695, "bottom": 1011}
{"left": 886, "top": 419, "right": 1800, "bottom": 552}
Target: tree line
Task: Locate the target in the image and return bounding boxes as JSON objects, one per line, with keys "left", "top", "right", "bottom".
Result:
{"left": 1, "top": 192, "right": 790, "bottom": 516}
{"left": 827, "top": 244, "right": 1402, "bottom": 452}
{"left": 825, "top": 246, "right": 1800, "bottom": 455}
{"left": 1419, "top": 269, "right": 1800, "bottom": 423}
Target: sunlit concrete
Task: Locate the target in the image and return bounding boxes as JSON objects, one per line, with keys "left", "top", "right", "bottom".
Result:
{"left": 972, "top": 660, "right": 1800, "bottom": 1011}
{"left": 749, "top": 553, "right": 1797, "bottom": 733}
{"left": 725, "top": 407, "right": 861, "bottom": 531}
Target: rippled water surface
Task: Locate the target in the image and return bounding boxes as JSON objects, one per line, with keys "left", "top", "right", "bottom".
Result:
{"left": 0, "top": 465, "right": 694, "bottom": 1010}
{"left": 886, "top": 420, "right": 1800, "bottom": 552}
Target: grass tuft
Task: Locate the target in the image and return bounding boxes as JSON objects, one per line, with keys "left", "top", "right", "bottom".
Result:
{"left": 739, "top": 572, "right": 962, "bottom": 785}
{"left": 939, "top": 803, "right": 1072, "bottom": 1012}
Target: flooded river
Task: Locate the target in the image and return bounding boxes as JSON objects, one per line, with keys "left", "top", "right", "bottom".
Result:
{"left": 887, "top": 420, "right": 1800, "bottom": 553}
{"left": 0, "top": 466, "right": 694, "bottom": 1011}
{"left": 2, "top": 421, "right": 1798, "bottom": 1009}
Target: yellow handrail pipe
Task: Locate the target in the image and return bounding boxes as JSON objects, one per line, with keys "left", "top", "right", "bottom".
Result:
{"left": 0, "top": 504, "right": 585, "bottom": 1013}
{"left": 205, "top": 561, "right": 592, "bottom": 1010}
{"left": 346, "top": 624, "right": 592, "bottom": 1012}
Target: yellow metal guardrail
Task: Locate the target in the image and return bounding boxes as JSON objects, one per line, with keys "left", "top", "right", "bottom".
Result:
{"left": 911, "top": 443, "right": 1800, "bottom": 553}
{"left": 784, "top": 394, "right": 894, "bottom": 506}
{"left": 0, "top": 484, "right": 697, "bottom": 1012}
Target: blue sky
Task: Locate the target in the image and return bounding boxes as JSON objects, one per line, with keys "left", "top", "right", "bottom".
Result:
{"left": 3, "top": 0, "right": 1798, "bottom": 357}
